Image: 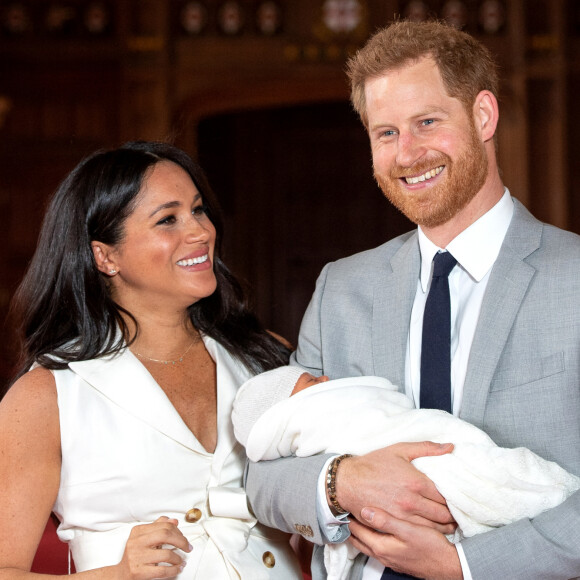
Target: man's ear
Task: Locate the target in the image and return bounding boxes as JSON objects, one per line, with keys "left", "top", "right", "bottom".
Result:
{"left": 474, "top": 90, "right": 499, "bottom": 143}
{"left": 91, "top": 241, "right": 119, "bottom": 276}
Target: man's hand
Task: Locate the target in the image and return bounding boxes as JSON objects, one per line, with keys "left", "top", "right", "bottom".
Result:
{"left": 336, "top": 442, "right": 456, "bottom": 533}
{"left": 348, "top": 512, "right": 463, "bottom": 580}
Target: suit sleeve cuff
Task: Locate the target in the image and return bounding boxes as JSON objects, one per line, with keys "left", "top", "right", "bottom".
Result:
{"left": 316, "top": 456, "right": 351, "bottom": 543}
{"left": 456, "top": 542, "right": 474, "bottom": 580}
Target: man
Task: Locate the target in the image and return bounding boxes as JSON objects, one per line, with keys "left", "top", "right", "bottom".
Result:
{"left": 246, "top": 19, "right": 580, "bottom": 580}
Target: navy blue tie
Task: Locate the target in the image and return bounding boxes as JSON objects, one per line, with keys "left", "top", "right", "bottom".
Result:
{"left": 420, "top": 251, "right": 457, "bottom": 413}
{"left": 380, "top": 252, "right": 456, "bottom": 580}
{"left": 380, "top": 569, "right": 418, "bottom": 579}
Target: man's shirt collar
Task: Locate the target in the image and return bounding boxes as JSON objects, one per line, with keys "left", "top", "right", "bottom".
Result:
{"left": 418, "top": 189, "right": 514, "bottom": 291}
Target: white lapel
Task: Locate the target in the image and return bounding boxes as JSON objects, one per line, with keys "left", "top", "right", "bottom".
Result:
{"left": 69, "top": 336, "right": 251, "bottom": 456}
{"left": 460, "top": 200, "right": 542, "bottom": 425}
{"left": 69, "top": 347, "right": 208, "bottom": 453}
{"left": 203, "top": 336, "right": 253, "bottom": 464}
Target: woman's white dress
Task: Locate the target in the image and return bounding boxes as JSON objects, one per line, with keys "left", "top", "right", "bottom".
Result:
{"left": 52, "top": 336, "right": 302, "bottom": 579}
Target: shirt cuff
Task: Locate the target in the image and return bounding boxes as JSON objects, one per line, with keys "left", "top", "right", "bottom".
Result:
{"left": 456, "top": 542, "right": 474, "bottom": 580}
{"left": 316, "top": 455, "right": 350, "bottom": 542}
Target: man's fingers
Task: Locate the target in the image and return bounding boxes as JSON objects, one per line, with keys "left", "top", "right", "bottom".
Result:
{"left": 358, "top": 507, "right": 399, "bottom": 534}
{"left": 348, "top": 515, "right": 461, "bottom": 579}
{"left": 409, "top": 494, "right": 455, "bottom": 524}
{"left": 348, "top": 518, "right": 403, "bottom": 568}
{"left": 376, "top": 476, "right": 454, "bottom": 523}
{"left": 348, "top": 531, "right": 382, "bottom": 562}
{"left": 361, "top": 505, "right": 456, "bottom": 532}
{"left": 400, "top": 441, "right": 454, "bottom": 462}
{"left": 390, "top": 442, "right": 455, "bottom": 506}
{"left": 424, "top": 518, "right": 456, "bottom": 535}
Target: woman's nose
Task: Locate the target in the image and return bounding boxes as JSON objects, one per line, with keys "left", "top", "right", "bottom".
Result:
{"left": 185, "top": 217, "right": 211, "bottom": 242}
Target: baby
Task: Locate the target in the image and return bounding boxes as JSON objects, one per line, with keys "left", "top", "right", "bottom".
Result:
{"left": 289, "top": 370, "right": 330, "bottom": 393}
{"left": 233, "top": 366, "right": 580, "bottom": 580}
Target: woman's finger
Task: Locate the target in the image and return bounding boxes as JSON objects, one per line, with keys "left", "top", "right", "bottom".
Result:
{"left": 130, "top": 518, "right": 192, "bottom": 553}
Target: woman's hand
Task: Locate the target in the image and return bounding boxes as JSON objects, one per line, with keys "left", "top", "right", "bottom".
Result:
{"left": 115, "top": 517, "right": 192, "bottom": 579}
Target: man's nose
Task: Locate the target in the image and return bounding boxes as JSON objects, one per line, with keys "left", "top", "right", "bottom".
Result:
{"left": 396, "top": 131, "right": 426, "bottom": 168}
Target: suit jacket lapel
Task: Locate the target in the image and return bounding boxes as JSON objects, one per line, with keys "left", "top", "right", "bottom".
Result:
{"left": 372, "top": 233, "right": 420, "bottom": 390}
{"left": 460, "top": 200, "right": 542, "bottom": 426}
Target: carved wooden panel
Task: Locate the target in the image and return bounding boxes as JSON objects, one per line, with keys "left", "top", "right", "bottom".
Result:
{"left": 0, "top": 0, "right": 579, "bottom": 389}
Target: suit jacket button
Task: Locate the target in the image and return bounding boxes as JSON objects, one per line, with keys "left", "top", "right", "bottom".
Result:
{"left": 185, "top": 508, "right": 202, "bottom": 522}
{"left": 262, "top": 551, "right": 276, "bottom": 568}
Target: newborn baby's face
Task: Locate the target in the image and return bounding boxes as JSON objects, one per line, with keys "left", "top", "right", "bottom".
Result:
{"left": 291, "top": 372, "right": 329, "bottom": 395}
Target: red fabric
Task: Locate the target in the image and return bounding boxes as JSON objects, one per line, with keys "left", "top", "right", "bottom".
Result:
{"left": 31, "top": 514, "right": 74, "bottom": 574}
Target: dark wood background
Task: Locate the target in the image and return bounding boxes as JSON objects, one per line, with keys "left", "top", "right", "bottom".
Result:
{"left": 1, "top": 0, "right": 579, "bottom": 390}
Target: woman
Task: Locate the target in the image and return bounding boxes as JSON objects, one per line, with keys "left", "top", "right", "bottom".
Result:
{"left": 0, "top": 141, "right": 303, "bottom": 578}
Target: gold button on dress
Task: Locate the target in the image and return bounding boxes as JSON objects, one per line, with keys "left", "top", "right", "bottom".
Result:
{"left": 185, "top": 508, "right": 202, "bottom": 523}
{"left": 262, "top": 551, "right": 276, "bottom": 568}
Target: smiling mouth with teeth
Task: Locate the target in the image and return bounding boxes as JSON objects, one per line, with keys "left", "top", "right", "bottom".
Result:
{"left": 176, "top": 254, "right": 209, "bottom": 266}
{"left": 404, "top": 165, "right": 444, "bottom": 184}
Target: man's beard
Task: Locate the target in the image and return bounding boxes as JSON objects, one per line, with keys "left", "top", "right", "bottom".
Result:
{"left": 374, "top": 124, "right": 488, "bottom": 228}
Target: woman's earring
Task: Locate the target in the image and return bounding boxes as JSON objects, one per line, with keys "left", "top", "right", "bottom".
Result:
{"left": 108, "top": 269, "right": 117, "bottom": 275}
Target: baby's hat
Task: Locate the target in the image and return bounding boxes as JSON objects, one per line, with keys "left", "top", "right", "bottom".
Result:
{"left": 232, "top": 365, "right": 306, "bottom": 446}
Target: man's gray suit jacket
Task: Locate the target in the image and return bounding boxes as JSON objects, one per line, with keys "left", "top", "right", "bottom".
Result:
{"left": 245, "top": 199, "right": 580, "bottom": 579}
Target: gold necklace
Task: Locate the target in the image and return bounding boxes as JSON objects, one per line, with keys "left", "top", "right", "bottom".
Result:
{"left": 134, "top": 340, "right": 196, "bottom": 365}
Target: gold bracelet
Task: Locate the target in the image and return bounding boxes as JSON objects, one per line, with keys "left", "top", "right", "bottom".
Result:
{"left": 326, "top": 454, "right": 353, "bottom": 515}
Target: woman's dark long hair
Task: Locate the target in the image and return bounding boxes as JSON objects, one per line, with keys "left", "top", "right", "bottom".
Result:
{"left": 11, "top": 141, "right": 290, "bottom": 379}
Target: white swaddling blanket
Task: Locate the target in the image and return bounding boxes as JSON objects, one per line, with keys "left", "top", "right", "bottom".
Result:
{"left": 234, "top": 376, "right": 580, "bottom": 580}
